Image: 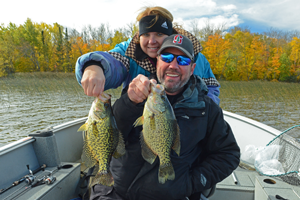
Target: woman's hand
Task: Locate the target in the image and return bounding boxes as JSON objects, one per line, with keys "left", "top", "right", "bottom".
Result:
{"left": 81, "top": 65, "right": 105, "bottom": 97}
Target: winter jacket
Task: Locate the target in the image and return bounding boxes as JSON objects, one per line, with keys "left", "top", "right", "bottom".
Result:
{"left": 109, "top": 75, "right": 240, "bottom": 200}
{"left": 75, "top": 29, "right": 221, "bottom": 105}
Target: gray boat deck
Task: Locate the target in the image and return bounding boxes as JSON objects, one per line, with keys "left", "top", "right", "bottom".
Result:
{"left": 211, "top": 167, "right": 300, "bottom": 200}
{"left": 0, "top": 162, "right": 80, "bottom": 200}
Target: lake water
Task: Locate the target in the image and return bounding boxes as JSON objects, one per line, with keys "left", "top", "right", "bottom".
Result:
{"left": 0, "top": 73, "right": 299, "bottom": 147}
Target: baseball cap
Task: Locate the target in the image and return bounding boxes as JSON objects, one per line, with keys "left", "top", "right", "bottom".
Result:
{"left": 157, "top": 34, "right": 194, "bottom": 60}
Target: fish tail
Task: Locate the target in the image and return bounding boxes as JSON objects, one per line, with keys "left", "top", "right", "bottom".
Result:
{"left": 93, "top": 170, "right": 114, "bottom": 186}
{"left": 158, "top": 163, "right": 175, "bottom": 184}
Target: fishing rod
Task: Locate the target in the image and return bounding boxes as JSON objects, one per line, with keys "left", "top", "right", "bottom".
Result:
{"left": 10, "top": 173, "right": 56, "bottom": 200}
{"left": 7, "top": 167, "right": 58, "bottom": 200}
{"left": 0, "top": 164, "right": 46, "bottom": 195}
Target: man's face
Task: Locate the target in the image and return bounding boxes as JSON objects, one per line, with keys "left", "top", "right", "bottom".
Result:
{"left": 157, "top": 48, "right": 196, "bottom": 95}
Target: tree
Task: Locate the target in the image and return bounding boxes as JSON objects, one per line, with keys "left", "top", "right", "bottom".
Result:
{"left": 278, "top": 53, "right": 292, "bottom": 81}
{"left": 226, "top": 31, "right": 253, "bottom": 81}
{"left": 249, "top": 35, "right": 270, "bottom": 80}
{"left": 289, "top": 37, "right": 300, "bottom": 80}
{"left": 0, "top": 23, "right": 17, "bottom": 76}
{"left": 109, "top": 29, "right": 129, "bottom": 49}
{"left": 202, "top": 33, "right": 230, "bottom": 79}
{"left": 64, "top": 28, "right": 72, "bottom": 72}
{"left": 17, "top": 18, "right": 41, "bottom": 72}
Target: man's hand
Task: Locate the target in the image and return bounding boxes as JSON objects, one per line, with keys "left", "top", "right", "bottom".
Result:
{"left": 81, "top": 65, "right": 105, "bottom": 97}
{"left": 128, "top": 75, "right": 156, "bottom": 104}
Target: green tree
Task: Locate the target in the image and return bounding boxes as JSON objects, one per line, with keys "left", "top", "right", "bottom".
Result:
{"left": 17, "top": 18, "right": 41, "bottom": 72}
{"left": 109, "top": 29, "right": 129, "bottom": 49}
{"left": 0, "top": 23, "right": 17, "bottom": 76}
{"left": 278, "top": 53, "right": 292, "bottom": 81}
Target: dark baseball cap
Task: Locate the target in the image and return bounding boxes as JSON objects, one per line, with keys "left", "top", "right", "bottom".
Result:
{"left": 157, "top": 34, "right": 194, "bottom": 60}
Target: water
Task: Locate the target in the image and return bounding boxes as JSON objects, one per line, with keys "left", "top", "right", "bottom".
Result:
{"left": 0, "top": 73, "right": 120, "bottom": 147}
{"left": 0, "top": 73, "right": 299, "bottom": 147}
{"left": 219, "top": 81, "right": 300, "bottom": 132}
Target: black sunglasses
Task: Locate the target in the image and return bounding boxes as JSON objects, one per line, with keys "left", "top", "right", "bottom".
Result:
{"left": 160, "top": 53, "right": 192, "bottom": 66}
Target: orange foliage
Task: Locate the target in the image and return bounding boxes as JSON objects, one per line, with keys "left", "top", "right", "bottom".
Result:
{"left": 202, "top": 34, "right": 230, "bottom": 78}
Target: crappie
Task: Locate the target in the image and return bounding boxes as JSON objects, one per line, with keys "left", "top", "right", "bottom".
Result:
{"left": 78, "top": 93, "right": 125, "bottom": 186}
{"left": 134, "top": 80, "right": 180, "bottom": 184}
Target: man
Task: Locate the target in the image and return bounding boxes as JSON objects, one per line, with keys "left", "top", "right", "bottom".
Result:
{"left": 89, "top": 34, "right": 240, "bottom": 200}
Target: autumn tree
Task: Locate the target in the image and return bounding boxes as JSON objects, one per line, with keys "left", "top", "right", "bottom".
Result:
{"left": 64, "top": 28, "right": 72, "bottom": 72}
{"left": 202, "top": 33, "right": 231, "bottom": 79}
{"left": 0, "top": 19, "right": 299, "bottom": 82}
{"left": 0, "top": 23, "right": 17, "bottom": 76}
{"left": 109, "top": 29, "right": 129, "bottom": 49}
{"left": 289, "top": 37, "right": 300, "bottom": 80}
{"left": 16, "top": 18, "right": 42, "bottom": 72}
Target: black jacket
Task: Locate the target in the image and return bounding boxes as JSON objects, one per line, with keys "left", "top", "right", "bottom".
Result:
{"left": 111, "top": 75, "right": 240, "bottom": 200}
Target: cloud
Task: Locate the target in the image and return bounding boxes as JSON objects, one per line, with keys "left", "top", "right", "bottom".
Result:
{"left": 164, "top": 0, "right": 239, "bottom": 31}
{"left": 223, "top": 0, "right": 300, "bottom": 31}
{"left": 1, "top": 0, "right": 299, "bottom": 34}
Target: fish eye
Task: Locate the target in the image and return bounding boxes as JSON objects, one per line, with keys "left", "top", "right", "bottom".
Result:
{"left": 104, "top": 103, "right": 109, "bottom": 108}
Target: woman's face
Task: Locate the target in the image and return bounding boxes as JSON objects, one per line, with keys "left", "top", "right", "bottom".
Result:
{"left": 140, "top": 32, "right": 168, "bottom": 58}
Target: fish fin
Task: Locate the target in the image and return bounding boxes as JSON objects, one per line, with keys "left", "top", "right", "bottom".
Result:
{"left": 92, "top": 170, "right": 114, "bottom": 187}
{"left": 140, "top": 132, "right": 157, "bottom": 164}
{"left": 78, "top": 123, "right": 88, "bottom": 132}
{"left": 133, "top": 116, "right": 144, "bottom": 127}
{"left": 81, "top": 137, "right": 97, "bottom": 168}
{"left": 113, "top": 132, "right": 126, "bottom": 159}
{"left": 172, "top": 124, "right": 181, "bottom": 156}
{"left": 158, "top": 162, "right": 175, "bottom": 184}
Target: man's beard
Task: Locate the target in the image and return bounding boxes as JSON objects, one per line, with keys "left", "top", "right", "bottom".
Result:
{"left": 158, "top": 73, "right": 189, "bottom": 94}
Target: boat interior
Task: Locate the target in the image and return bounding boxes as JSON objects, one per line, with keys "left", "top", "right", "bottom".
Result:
{"left": 0, "top": 113, "right": 299, "bottom": 200}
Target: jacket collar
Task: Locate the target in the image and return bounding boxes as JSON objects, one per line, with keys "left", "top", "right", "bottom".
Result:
{"left": 125, "top": 34, "right": 156, "bottom": 73}
{"left": 174, "top": 75, "right": 208, "bottom": 109}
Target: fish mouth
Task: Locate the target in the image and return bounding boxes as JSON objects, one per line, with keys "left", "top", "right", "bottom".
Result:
{"left": 150, "top": 80, "right": 164, "bottom": 94}
{"left": 98, "top": 93, "right": 111, "bottom": 102}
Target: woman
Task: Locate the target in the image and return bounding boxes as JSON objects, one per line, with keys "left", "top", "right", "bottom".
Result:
{"left": 75, "top": 6, "right": 220, "bottom": 105}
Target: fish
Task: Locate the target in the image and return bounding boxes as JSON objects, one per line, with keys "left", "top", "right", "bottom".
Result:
{"left": 78, "top": 92, "right": 125, "bottom": 186}
{"left": 134, "top": 80, "right": 180, "bottom": 184}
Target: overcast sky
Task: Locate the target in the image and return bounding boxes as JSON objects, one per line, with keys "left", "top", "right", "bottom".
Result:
{"left": 1, "top": 0, "right": 299, "bottom": 34}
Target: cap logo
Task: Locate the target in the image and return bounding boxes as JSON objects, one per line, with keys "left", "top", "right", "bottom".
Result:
{"left": 173, "top": 35, "right": 183, "bottom": 44}
{"left": 161, "top": 21, "right": 168, "bottom": 29}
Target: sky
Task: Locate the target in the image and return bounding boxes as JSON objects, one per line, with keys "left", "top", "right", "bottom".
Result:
{"left": 1, "top": 0, "right": 299, "bottom": 34}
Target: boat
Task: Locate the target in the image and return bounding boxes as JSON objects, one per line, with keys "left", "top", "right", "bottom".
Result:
{"left": 0, "top": 110, "right": 299, "bottom": 200}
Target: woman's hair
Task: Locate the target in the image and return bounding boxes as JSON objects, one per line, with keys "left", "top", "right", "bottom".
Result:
{"left": 136, "top": 6, "right": 173, "bottom": 25}
{"left": 135, "top": 6, "right": 181, "bottom": 41}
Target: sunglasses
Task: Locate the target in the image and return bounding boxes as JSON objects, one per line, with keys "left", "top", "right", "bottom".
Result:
{"left": 160, "top": 53, "right": 192, "bottom": 66}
